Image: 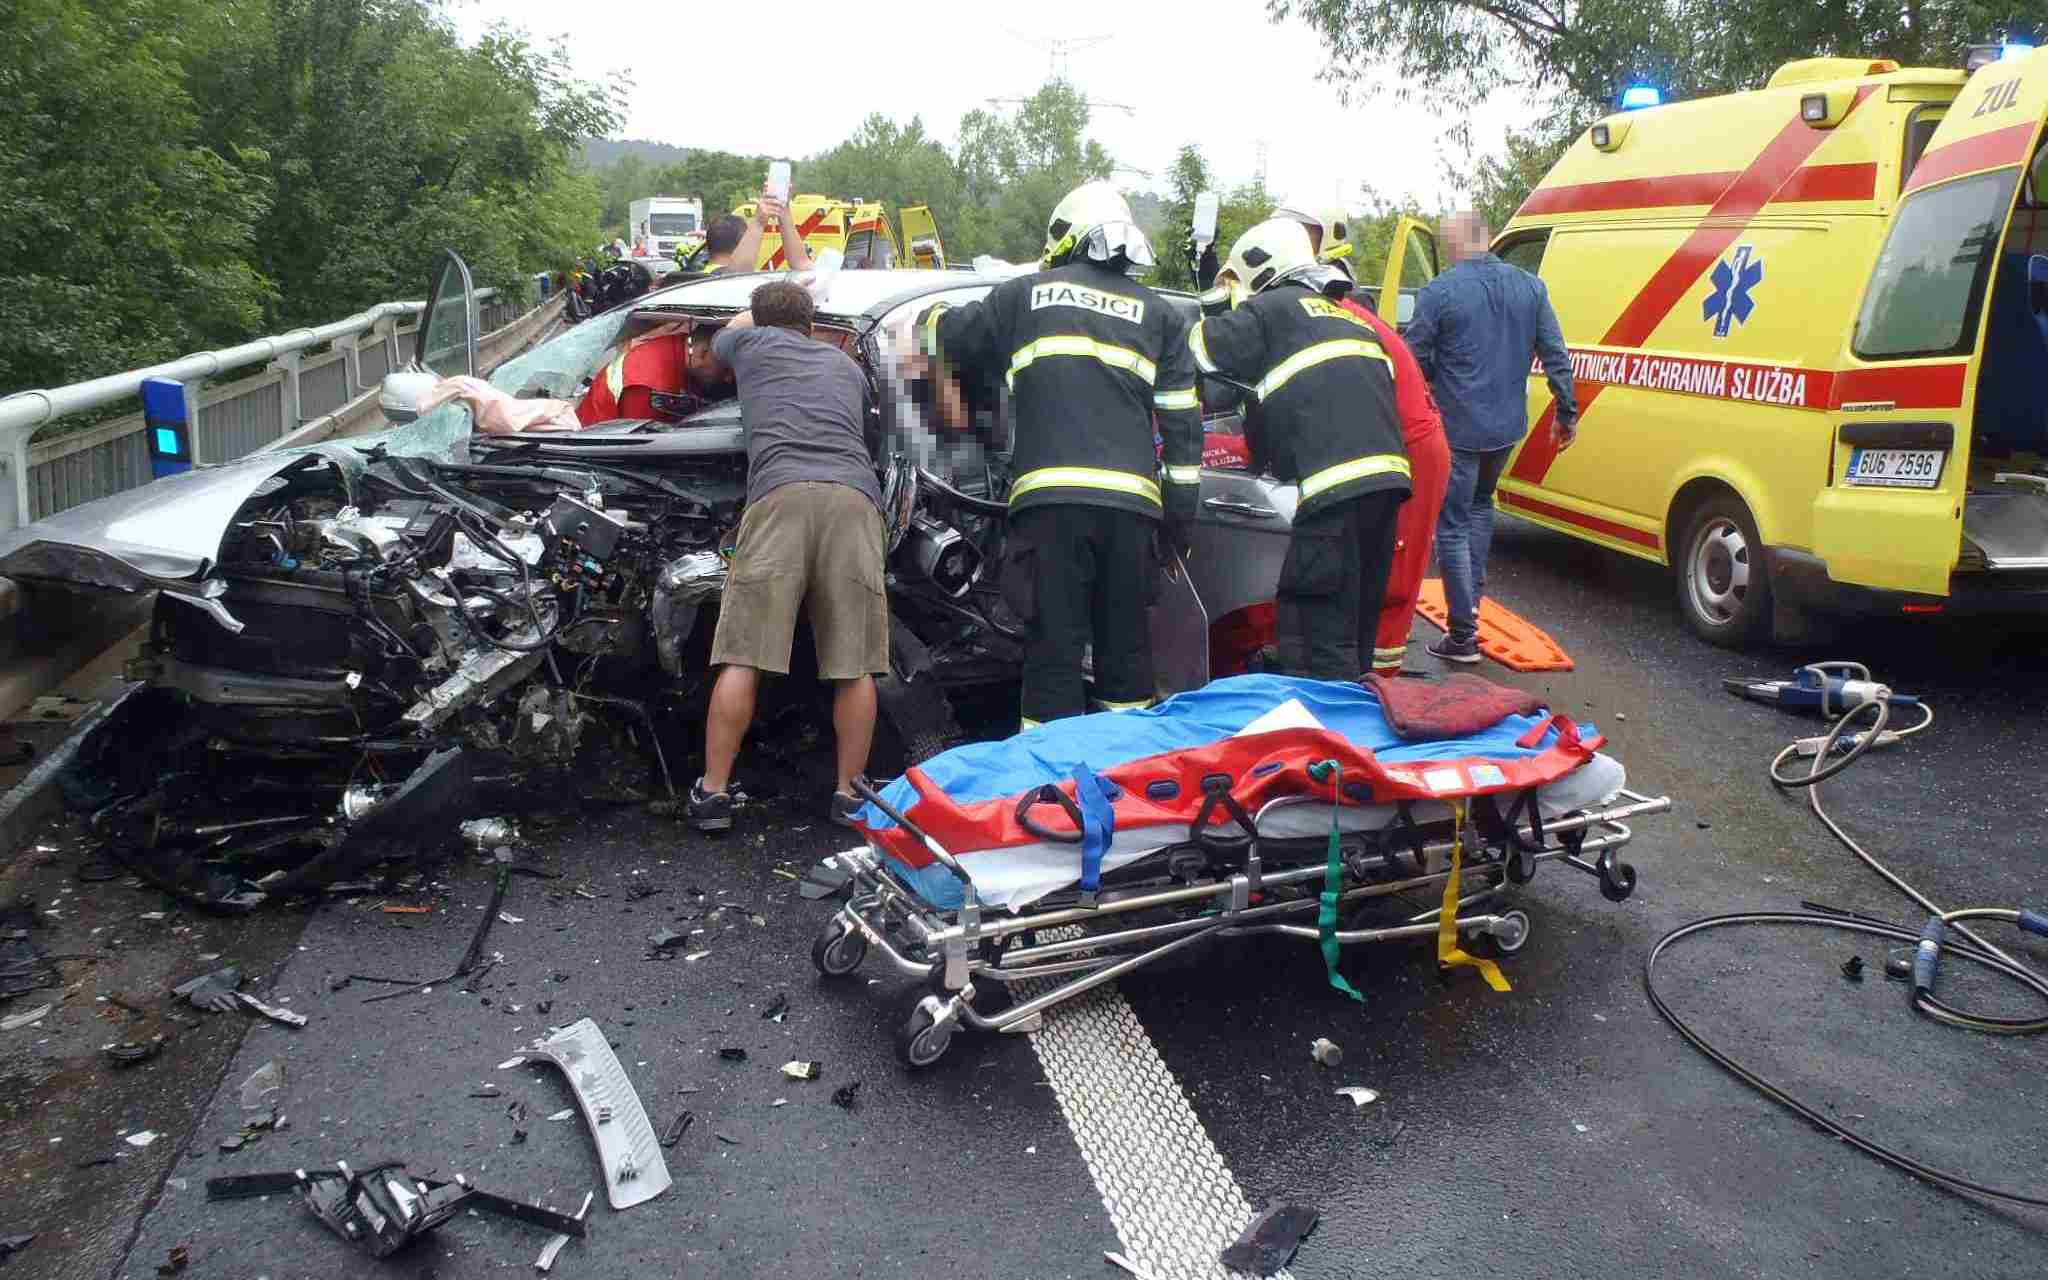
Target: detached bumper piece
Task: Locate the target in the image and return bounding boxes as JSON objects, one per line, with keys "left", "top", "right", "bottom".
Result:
{"left": 205, "top": 1162, "right": 589, "bottom": 1260}
{"left": 521, "top": 1018, "right": 672, "bottom": 1208}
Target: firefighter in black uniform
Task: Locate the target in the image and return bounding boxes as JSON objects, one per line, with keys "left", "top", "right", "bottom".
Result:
{"left": 1189, "top": 218, "right": 1411, "bottom": 680}
{"left": 917, "top": 181, "right": 1203, "bottom": 730}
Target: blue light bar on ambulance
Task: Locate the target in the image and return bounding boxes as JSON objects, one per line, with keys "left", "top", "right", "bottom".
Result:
{"left": 2006, "top": 41, "right": 2037, "bottom": 59}
{"left": 1620, "top": 84, "right": 1662, "bottom": 110}
{"left": 1968, "top": 40, "right": 2037, "bottom": 71}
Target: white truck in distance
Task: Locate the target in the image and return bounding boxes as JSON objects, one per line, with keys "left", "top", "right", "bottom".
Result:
{"left": 628, "top": 196, "right": 705, "bottom": 258}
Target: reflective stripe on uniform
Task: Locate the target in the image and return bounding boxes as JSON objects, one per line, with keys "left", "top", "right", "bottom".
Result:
{"left": 1164, "top": 465, "right": 1201, "bottom": 485}
{"left": 1188, "top": 322, "right": 1218, "bottom": 374}
{"left": 1007, "top": 335, "right": 1158, "bottom": 389}
{"left": 604, "top": 354, "right": 626, "bottom": 399}
{"left": 1198, "top": 285, "right": 1232, "bottom": 308}
{"left": 1153, "top": 387, "right": 1198, "bottom": 411}
{"left": 1299, "top": 452, "right": 1412, "bottom": 500}
{"left": 1010, "top": 466, "right": 1162, "bottom": 506}
{"left": 1255, "top": 337, "right": 1392, "bottom": 401}
{"left": 1019, "top": 716, "right": 1043, "bottom": 732}
{"left": 923, "top": 302, "right": 950, "bottom": 356}
{"left": 1092, "top": 696, "right": 1154, "bottom": 712}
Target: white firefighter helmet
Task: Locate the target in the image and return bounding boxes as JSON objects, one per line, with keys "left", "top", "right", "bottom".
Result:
{"left": 1043, "top": 180, "right": 1157, "bottom": 274}
{"left": 1273, "top": 198, "right": 1357, "bottom": 276}
{"left": 1218, "top": 218, "right": 1320, "bottom": 299}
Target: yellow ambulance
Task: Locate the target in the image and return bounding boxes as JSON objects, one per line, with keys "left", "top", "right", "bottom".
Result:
{"left": 1385, "top": 46, "right": 2048, "bottom": 643}
{"left": 729, "top": 196, "right": 946, "bottom": 271}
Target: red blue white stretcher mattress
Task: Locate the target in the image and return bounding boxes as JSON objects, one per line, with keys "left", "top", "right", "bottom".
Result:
{"left": 853, "top": 674, "right": 1622, "bottom": 912}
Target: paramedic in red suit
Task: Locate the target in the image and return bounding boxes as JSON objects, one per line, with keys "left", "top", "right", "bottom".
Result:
{"left": 1272, "top": 201, "right": 1451, "bottom": 675}
{"left": 575, "top": 326, "right": 729, "bottom": 425}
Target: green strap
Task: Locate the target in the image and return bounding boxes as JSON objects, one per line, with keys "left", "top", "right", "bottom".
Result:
{"left": 1311, "top": 759, "right": 1365, "bottom": 1005}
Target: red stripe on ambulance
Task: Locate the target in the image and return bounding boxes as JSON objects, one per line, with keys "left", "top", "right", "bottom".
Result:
{"left": 1540, "top": 348, "right": 1836, "bottom": 409}
{"left": 1518, "top": 161, "right": 1876, "bottom": 217}
{"left": 1830, "top": 362, "right": 1968, "bottom": 409}
{"left": 1498, "top": 490, "right": 1661, "bottom": 550}
{"left": 1903, "top": 121, "right": 2037, "bottom": 193}
{"left": 1510, "top": 86, "right": 1878, "bottom": 487}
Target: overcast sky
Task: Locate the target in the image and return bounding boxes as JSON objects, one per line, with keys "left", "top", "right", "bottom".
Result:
{"left": 448, "top": 0, "right": 1538, "bottom": 212}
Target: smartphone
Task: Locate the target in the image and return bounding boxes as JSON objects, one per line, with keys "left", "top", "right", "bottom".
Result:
{"left": 1192, "top": 192, "right": 1220, "bottom": 248}
{"left": 766, "top": 160, "right": 792, "bottom": 206}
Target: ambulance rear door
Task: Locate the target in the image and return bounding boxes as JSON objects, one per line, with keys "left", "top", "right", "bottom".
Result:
{"left": 1821, "top": 49, "right": 2048, "bottom": 596}
{"left": 901, "top": 205, "right": 945, "bottom": 269}
{"left": 1373, "top": 216, "right": 1438, "bottom": 327}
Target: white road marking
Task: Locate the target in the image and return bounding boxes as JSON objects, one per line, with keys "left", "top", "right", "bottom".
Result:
{"left": 1024, "top": 977, "right": 1286, "bottom": 1280}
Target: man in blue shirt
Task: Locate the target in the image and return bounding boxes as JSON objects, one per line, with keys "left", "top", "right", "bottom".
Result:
{"left": 1405, "top": 212, "right": 1578, "bottom": 662}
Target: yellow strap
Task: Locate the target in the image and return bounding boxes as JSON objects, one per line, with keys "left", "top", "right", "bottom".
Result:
{"left": 1010, "top": 466, "right": 1162, "bottom": 506}
{"left": 1007, "top": 335, "right": 1157, "bottom": 389}
{"left": 1256, "top": 337, "right": 1393, "bottom": 400}
{"left": 1300, "top": 453, "right": 1412, "bottom": 499}
{"left": 1091, "top": 696, "right": 1153, "bottom": 712}
{"left": 1438, "top": 802, "right": 1511, "bottom": 992}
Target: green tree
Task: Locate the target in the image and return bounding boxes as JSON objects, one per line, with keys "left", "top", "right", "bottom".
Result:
{"left": 0, "top": 0, "right": 274, "bottom": 393}
{"left": 804, "top": 114, "right": 965, "bottom": 253}
{"left": 1272, "top": 0, "right": 2048, "bottom": 118}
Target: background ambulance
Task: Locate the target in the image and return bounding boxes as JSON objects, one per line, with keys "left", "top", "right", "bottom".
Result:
{"left": 1386, "top": 47, "right": 2048, "bottom": 644}
{"left": 726, "top": 196, "right": 946, "bottom": 271}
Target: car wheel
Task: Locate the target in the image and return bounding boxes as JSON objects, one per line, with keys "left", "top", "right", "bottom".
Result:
{"left": 1674, "top": 492, "right": 1772, "bottom": 647}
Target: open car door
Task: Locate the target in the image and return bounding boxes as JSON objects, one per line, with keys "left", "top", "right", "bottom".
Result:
{"left": 1373, "top": 216, "right": 1438, "bottom": 329}
{"left": 901, "top": 206, "right": 946, "bottom": 269}
{"left": 1815, "top": 49, "right": 2048, "bottom": 597}
{"left": 418, "top": 249, "right": 478, "bottom": 379}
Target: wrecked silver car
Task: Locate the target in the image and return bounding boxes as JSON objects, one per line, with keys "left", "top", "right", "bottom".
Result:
{"left": 0, "top": 253, "right": 1298, "bottom": 907}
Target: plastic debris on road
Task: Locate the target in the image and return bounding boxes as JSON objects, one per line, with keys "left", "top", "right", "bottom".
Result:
{"left": 124, "top": 1130, "right": 159, "bottom": 1147}
{"left": 547, "top": 1109, "right": 574, "bottom": 1121}
{"left": 760, "top": 992, "right": 789, "bottom": 1022}
{"left": 1309, "top": 1037, "right": 1343, "bottom": 1067}
{"left": 1221, "top": 1203, "right": 1320, "bottom": 1275}
{"left": 780, "top": 1061, "right": 820, "bottom": 1081}
{"left": 239, "top": 1061, "right": 285, "bottom": 1114}
{"left": 1335, "top": 1086, "right": 1378, "bottom": 1107}
{"left": 172, "top": 967, "right": 242, "bottom": 1014}
{"left": 3, "top": 1003, "right": 52, "bottom": 1030}
{"left": 831, "top": 1081, "right": 861, "bottom": 1110}
{"left": 236, "top": 991, "right": 306, "bottom": 1028}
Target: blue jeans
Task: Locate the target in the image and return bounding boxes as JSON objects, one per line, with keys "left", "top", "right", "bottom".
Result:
{"left": 1434, "top": 446, "right": 1514, "bottom": 639}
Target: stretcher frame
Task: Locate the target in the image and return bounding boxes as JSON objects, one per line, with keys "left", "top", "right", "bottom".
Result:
{"left": 816, "top": 774, "right": 1673, "bottom": 1067}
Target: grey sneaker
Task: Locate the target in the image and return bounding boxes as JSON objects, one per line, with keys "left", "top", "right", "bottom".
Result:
{"left": 1427, "top": 633, "right": 1482, "bottom": 664}
{"left": 688, "top": 779, "right": 734, "bottom": 833}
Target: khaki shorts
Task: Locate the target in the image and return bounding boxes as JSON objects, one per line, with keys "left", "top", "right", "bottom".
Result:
{"left": 710, "top": 481, "right": 889, "bottom": 679}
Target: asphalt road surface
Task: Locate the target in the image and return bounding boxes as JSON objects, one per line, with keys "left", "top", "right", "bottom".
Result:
{"left": 56, "top": 516, "right": 2048, "bottom": 1277}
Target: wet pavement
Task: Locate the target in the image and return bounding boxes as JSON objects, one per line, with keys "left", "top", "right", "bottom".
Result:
{"left": 13, "top": 514, "right": 2048, "bottom": 1278}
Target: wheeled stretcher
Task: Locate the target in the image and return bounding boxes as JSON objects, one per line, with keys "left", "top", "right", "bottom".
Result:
{"left": 812, "top": 675, "right": 1671, "bottom": 1067}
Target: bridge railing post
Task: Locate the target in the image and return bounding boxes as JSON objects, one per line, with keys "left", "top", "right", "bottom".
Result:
{"left": 270, "top": 349, "right": 303, "bottom": 433}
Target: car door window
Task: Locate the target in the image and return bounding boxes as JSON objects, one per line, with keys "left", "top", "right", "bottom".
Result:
{"left": 418, "top": 251, "right": 477, "bottom": 379}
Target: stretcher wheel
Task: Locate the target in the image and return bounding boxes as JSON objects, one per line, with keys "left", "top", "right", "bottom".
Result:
{"left": 1491, "top": 909, "right": 1531, "bottom": 954}
{"left": 1598, "top": 860, "right": 1638, "bottom": 903}
{"left": 898, "top": 996, "right": 955, "bottom": 1069}
{"left": 811, "top": 919, "right": 869, "bottom": 978}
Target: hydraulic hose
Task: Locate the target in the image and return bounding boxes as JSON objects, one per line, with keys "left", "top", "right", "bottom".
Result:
{"left": 1647, "top": 662, "right": 2048, "bottom": 1205}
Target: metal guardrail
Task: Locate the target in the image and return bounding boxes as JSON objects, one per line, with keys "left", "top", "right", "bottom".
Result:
{"left": 0, "top": 287, "right": 535, "bottom": 534}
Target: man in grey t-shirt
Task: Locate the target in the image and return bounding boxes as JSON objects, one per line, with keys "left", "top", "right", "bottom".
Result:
{"left": 691, "top": 281, "right": 888, "bottom": 833}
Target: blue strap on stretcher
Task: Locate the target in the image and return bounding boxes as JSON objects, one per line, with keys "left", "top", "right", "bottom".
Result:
{"left": 1309, "top": 760, "right": 1366, "bottom": 1005}
{"left": 1070, "top": 765, "right": 1115, "bottom": 907}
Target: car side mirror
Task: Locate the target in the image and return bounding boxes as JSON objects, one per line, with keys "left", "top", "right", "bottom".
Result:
{"left": 380, "top": 369, "right": 441, "bottom": 424}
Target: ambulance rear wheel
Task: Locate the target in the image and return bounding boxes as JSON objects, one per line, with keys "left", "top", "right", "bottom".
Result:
{"left": 1675, "top": 492, "right": 1772, "bottom": 647}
